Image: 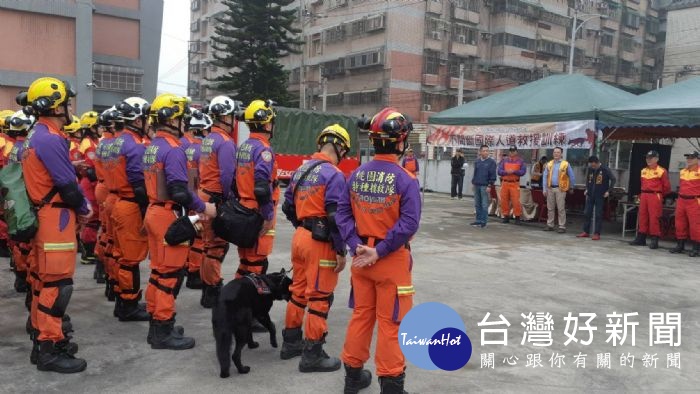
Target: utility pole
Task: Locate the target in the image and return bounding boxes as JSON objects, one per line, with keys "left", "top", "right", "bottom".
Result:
{"left": 568, "top": 9, "right": 577, "bottom": 75}
{"left": 321, "top": 77, "right": 327, "bottom": 112}
{"left": 299, "top": 1, "right": 306, "bottom": 109}
{"left": 457, "top": 63, "right": 464, "bottom": 106}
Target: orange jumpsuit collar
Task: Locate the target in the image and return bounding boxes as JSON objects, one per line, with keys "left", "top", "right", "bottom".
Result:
{"left": 374, "top": 154, "right": 399, "bottom": 163}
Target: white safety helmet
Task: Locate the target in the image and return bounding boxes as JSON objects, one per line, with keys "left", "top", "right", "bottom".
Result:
{"left": 116, "top": 97, "right": 151, "bottom": 121}
{"left": 207, "top": 95, "right": 237, "bottom": 116}
{"left": 187, "top": 110, "right": 213, "bottom": 130}
{"left": 8, "top": 110, "right": 35, "bottom": 132}
{"left": 99, "top": 106, "right": 122, "bottom": 125}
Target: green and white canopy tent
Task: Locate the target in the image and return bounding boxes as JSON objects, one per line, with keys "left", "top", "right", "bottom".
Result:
{"left": 427, "top": 74, "right": 636, "bottom": 150}
{"left": 598, "top": 77, "right": 700, "bottom": 140}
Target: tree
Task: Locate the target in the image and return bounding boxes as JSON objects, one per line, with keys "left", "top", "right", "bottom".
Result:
{"left": 210, "top": 0, "right": 302, "bottom": 106}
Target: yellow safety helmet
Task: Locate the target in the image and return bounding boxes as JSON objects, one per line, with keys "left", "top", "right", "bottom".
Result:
{"left": 8, "top": 110, "right": 34, "bottom": 132}
{"left": 80, "top": 111, "right": 99, "bottom": 129}
{"left": 317, "top": 123, "right": 351, "bottom": 152}
{"left": 25, "top": 77, "right": 76, "bottom": 112}
{"left": 242, "top": 99, "right": 275, "bottom": 125}
{"left": 63, "top": 115, "right": 81, "bottom": 134}
{"left": 0, "top": 110, "right": 15, "bottom": 130}
{"left": 150, "top": 93, "right": 191, "bottom": 121}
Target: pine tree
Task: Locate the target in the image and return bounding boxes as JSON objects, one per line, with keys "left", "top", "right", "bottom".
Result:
{"left": 210, "top": 0, "right": 302, "bottom": 106}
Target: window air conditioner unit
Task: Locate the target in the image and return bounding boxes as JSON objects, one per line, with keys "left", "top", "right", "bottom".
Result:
{"left": 432, "top": 31, "right": 442, "bottom": 40}
{"left": 422, "top": 104, "right": 432, "bottom": 111}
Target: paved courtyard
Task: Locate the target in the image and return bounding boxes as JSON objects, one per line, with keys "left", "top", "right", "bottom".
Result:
{"left": 0, "top": 192, "right": 697, "bottom": 393}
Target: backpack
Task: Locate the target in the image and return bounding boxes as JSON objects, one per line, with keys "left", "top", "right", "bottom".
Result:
{"left": 0, "top": 163, "right": 56, "bottom": 243}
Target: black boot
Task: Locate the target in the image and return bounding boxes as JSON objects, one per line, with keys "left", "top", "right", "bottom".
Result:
{"left": 200, "top": 282, "right": 221, "bottom": 308}
{"left": 185, "top": 270, "right": 203, "bottom": 289}
{"left": 80, "top": 243, "right": 96, "bottom": 265}
{"left": 147, "top": 319, "right": 185, "bottom": 345}
{"left": 514, "top": 216, "right": 522, "bottom": 225}
{"left": 93, "top": 261, "right": 106, "bottom": 284}
{"left": 379, "top": 373, "right": 408, "bottom": 394}
{"left": 502, "top": 217, "right": 510, "bottom": 224}
{"left": 669, "top": 240, "right": 686, "bottom": 254}
{"left": 150, "top": 319, "right": 195, "bottom": 350}
{"left": 62, "top": 314, "right": 74, "bottom": 336}
{"left": 648, "top": 236, "right": 659, "bottom": 250}
{"left": 344, "top": 363, "right": 372, "bottom": 394}
{"left": 116, "top": 298, "right": 151, "bottom": 322}
{"left": 298, "top": 339, "right": 341, "bottom": 373}
{"left": 13, "top": 270, "right": 28, "bottom": 293}
{"left": 690, "top": 242, "right": 700, "bottom": 257}
{"left": 106, "top": 280, "right": 116, "bottom": 302}
{"left": 0, "top": 239, "right": 10, "bottom": 258}
{"left": 36, "top": 340, "right": 87, "bottom": 373}
{"left": 629, "top": 233, "right": 647, "bottom": 246}
{"left": 280, "top": 327, "right": 304, "bottom": 360}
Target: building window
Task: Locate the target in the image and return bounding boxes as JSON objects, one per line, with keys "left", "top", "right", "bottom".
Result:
{"left": 601, "top": 56, "right": 616, "bottom": 75}
{"left": 190, "top": 19, "right": 200, "bottom": 32}
{"left": 426, "top": 17, "right": 447, "bottom": 40}
{"left": 646, "top": 17, "right": 659, "bottom": 35}
{"left": 190, "top": 62, "right": 199, "bottom": 74}
{"left": 325, "top": 25, "right": 346, "bottom": 43}
{"left": 619, "top": 60, "right": 636, "bottom": 76}
{"left": 601, "top": 29, "right": 614, "bottom": 47}
{"left": 620, "top": 34, "right": 635, "bottom": 53}
{"left": 345, "top": 48, "right": 384, "bottom": 70}
{"left": 448, "top": 57, "right": 474, "bottom": 78}
{"left": 455, "top": 0, "right": 480, "bottom": 12}
{"left": 424, "top": 51, "right": 439, "bottom": 75}
{"left": 93, "top": 64, "right": 144, "bottom": 93}
{"left": 321, "top": 58, "right": 345, "bottom": 78}
{"left": 453, "top": 23, "right": 478, "bottom": 45}
{"left": 191, "top": 0, "right": 200, "bottom": 11}
{"left": 623, "top": 9, "right": 640, "bottom": 29}
{"left": 289, "top": 68, "right": 300, "bottom": 84}
{"left": 310, "top": 33, "right": 322, "bottom": 56}
{"left": 347, "top": 89, "right": 382, "bottom": 105}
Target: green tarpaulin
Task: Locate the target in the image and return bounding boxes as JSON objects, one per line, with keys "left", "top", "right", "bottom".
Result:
{"left": 598, "top": 77, "right": 700, "bottom": 128}
{"left": 271, "top": 107, "right": 359, "bottom": 155}
{"left": 428, "top": 74, "right": 635, "bottom": 125}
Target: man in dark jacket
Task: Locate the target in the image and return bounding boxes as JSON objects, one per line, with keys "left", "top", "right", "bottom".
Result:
{"left": 577, "top": 156, "right": 616, "bottom": 240}
{"left": 471, "top": 145, "right": 497, "bottom": 228}
{"left": 450, "top": 149, "right": 466, "bottom": 199}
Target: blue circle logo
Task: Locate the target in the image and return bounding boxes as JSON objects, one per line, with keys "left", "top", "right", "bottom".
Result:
{"left": 398, "top": 302, "right": 472, "bottom": 371}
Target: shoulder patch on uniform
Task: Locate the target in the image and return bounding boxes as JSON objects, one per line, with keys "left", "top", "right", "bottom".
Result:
{"left": 261, "top": 150, "right": 272, "bottom": 162}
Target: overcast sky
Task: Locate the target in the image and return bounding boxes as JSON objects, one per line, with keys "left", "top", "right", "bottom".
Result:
{"left": 156, "top": 0, "right": 190, "bottom": 96}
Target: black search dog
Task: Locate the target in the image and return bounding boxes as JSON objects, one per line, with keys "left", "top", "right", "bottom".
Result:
{"left": 212, "top": 269, "right": 292, "bottom": 378}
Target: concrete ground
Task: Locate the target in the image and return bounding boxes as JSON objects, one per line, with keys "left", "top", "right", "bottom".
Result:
{"left": 0, "top": 192, "right": 698, "bottom": 393}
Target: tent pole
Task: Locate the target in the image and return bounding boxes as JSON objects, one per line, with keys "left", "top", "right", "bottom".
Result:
{"left": 422, "top": 143, "right": 429, "bottom": 206}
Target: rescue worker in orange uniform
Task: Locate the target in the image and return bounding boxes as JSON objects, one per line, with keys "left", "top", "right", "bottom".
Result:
{"left": 109, "top": 97, "right": 152, "bottom": 321}
{"left": 20, "top": 77, "right": 92, "bottom": 373}
{"left": 198, "top": 96, "right": 238, "bottom": 307}
{"left": 497, "top": 146, "right": 526, "bottom": 224}
{"left": 0, "top": 110, "right": 13, "bottom": 260}
{"left": 143, "top": 93, "right": 216, "bottom": 349}
{"left": 235, "top": 99, "right": 279, "bottom": 279}
{"left": 280, "top": 124, "right": 350, "bottom": 372}
{"left": 629, "top": 150, "right": 671, "bottom": 249}
{"left": 669, "top": 151, "right": 700, "bottom": 256}
{"left": 6, "top": 110, "right": 35, "bottom": 293}
{"left": 182, "top": 110, "right": 211, "bottom": 290}
{"left": 95, "top": 107, "right": 124, "bottom": 296}
{"left": 401, "top": 148, "right": 419, "bottom": 177}
{"left": 77, "top": 112, "right": 101, "bottom": 268}
{"left": 337, "top": 108, "right": 420, "bottom": 394}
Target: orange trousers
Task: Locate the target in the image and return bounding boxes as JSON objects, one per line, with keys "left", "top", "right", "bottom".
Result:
{"left": 500, "top": 181, "right": 522, "bottom": 218}
{"left": 639, "top": 192, "right": 663, "bottom": 236}
{"left": 341, "top": 245, "right": 414, "bottom": 378}
{"left": 187, "top": 233, "right": 204, "bottom": 274}
{"left": 236, "top": 210, "right": 276, "bottom": 279}
{"left": 94, "top": 182, "right": 108, "bottom": 260}
{"left": 144, "top": 204, "right": 188, "bottom": 320}
{"left": 284, "top": 227, "right": 339, "bottom": 341}
{"left": 111, "top": 199, "right": 148, "bottom": 301}
{"left": 32, "top": 205, "right": 78, "bottom": 342}
{"left": 675, "top": 197, "right": 700, "bottom": 241}
{"left": 12, "top": 241, "right": 32, "bottom": 274}
{"left": 197, "top": 190, "right": 228, "bottom": 285}
{"left": 97, "top": 193, "right": 119, "bottom": 292}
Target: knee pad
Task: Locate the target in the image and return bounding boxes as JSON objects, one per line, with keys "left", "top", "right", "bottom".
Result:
{"left": 51, "top": 284, "right": 74, "bottom": 317}
{"left": 173, "top": 269, "right": 186, "bottom": 298}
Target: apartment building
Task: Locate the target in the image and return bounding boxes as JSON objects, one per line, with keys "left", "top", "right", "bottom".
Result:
{"left": 187, "top": 0, "right": 662, "bottom": 121}
{"left": 188, "top": 0, "right": 230, "bottom": 103}
{"left": 661, "top": 0, "right": 700, "bottom": 85}
{"left": 0, "top": 0, "right": 163, "bottom": 113}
